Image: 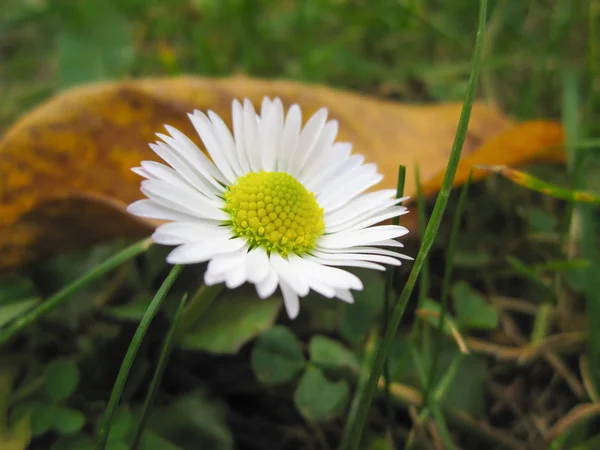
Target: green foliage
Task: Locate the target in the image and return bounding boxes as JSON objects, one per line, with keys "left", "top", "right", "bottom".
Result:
{"left": 181, "top": 296, "right": 281, "bottom": 354}
{"left": 0, "top": 276, "right": 40, "bottom": 329}
{"left": 57, "top": 1, "right": 134, "bottom": 88}
{"left": 44, "top": 359, "right": 79, "bottom": 403}
{"left": 148, "top": 392, "right": 233, "bottom": 450}
{"left": 294, "top": 365, "right": 349, "bottom": 422}
{"left": 451, "top": 282, "right": 499, "bottom": 331}
{"left": 341, "top": 269, "right": 385, "bottom": 344}
{"left": 251, "top": 325, "right": 306, "bottom": 385}
{"left": 309, "top": 335, "right": 360, "bottom": 372}
{"left": 0, "top": 0, "right": 597, "bottom": 448}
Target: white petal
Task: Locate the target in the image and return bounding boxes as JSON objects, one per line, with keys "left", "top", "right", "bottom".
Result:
{"left": 311, "top": 153, "right": 365, "bottom": 194}
{"left": 131, "top": 167, "right": 152, "bottom": 179}
{"left": 232, "top": 100, "right": 251, "bottom": 174}
{"left": 326, "top": 193, "right": 408, "bottom": 229}
{"left": 319, "top": 169, "right": 383, "bottom": 212}
{"left": 152, "top": 221, "right": 229, "bottom": 245}
{"left": 278, "top": 104, "right": 302, "bottom": 172}
{"left": 150, "top": 141, "right": 222, "bottom": 197}
{"left": 206, "top": 246, "right": 249, "bottom": 278}
{"left": 288, "top": 256, "right": 335, "bottom": 298}
{"left": 304, "top": 142, "right": 353, "bottom": 191}
{"left": 138, "top": 161, "right": 189, "bottom": 188}
{"left": 245, "top": 247, "right": 270, "bottom": 283}
{"left": 318, "top": 246, "right": 410, "bottom": 259}
{"left": 141, "top": 179, "right": 227, "bottom": 221}
{"left": 159, "top": 126, "right": 226, "bottom": 187}
{"left": 204, "top": 270, "right": 227, "bottom": 286}
{"left": 280, "top": 280, "right": 300, "bottom": 319}
{"left": 289, "top": 108, "right": 328, "bottom": 177}
{"left": 298, "top": 120, "right": 338, "bottom": 183}
{"left": 305, "top": 255, "right": 386, "bottom": 271}
{"left": 370, "top": 239, "right": 406, "bottom": 248}
{"left": 270, "top": 253, "right": 309, "bottom": 297}
{"left": 243, "top": 99, "right": 261, "bottom": 172}
{"left": 335, "top": 289, "right": 354, "bottom": 304}
{"left": 127, "top": 199, "right": 198, "bottom": 222}
{"left": 318, "top": 225, "right": 408, "bottom": 249}
{"left": 208, "top": 110, "right": 243, "bottom": 177}
{"left": 327, "top": 206, "right": 409, "bottom": 234}
{"left": 166, "top": 238, "right": 247, "bottom": 264}
{"left": 189, "top": 111, "right": 236, "bottom": 182}
{"left": 256, "top": 267, "right": 279, "bottom": 299}
{"left": 292, "top": 255, "right": 363, "bottom": 290}
{"left": 224, "top": 250, "right": 248, "bottom": 289}
{"left": 261, "top": 97, "right": 273, "bottom": 117}
{"left": 312, "top": 250, "right": 401, "bottom": 266}
{"left": 259, "top": 98, "right": 283, "bottom": 172}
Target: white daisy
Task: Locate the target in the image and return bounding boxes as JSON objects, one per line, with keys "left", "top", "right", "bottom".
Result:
{"left": 127, "top": 97, "right": 411, "bottom": 319}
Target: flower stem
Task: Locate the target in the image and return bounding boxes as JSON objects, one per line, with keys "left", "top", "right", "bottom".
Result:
{"left": 339, "top": 0, "right": 488, "bottom": 447}
{"left": 131, "top": 292, "right": 188, "bottom": 450}
{"left": 94, "top": 264, "right": 183, "bottom": 450}
{"left": 0, "top": 238, "right": 152, "bottom": 346}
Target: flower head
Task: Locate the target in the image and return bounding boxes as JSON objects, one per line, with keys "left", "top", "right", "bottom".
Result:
{"left": 127, "top": 97, "right": 411, "bottom": 319}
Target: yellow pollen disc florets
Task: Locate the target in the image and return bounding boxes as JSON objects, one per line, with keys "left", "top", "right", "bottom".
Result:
{"left": 224, "top": 171, "right": 325, "bottom": 256}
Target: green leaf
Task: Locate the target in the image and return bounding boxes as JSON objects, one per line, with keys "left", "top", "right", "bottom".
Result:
{"left": 148, "top": 392, "right": 233, "bottom": 450}
{"left": 106, "top": 295, "right": 152, "bottom": 322}
{"left": 309, "top": 335, "right": 359, "bottom": 371}
{"left": 438, "top": 355, "right": 486, "bottom": 416}
{"left": 452, "top": 282, "right": 498, "bottom": 330}
{"left": 104, "top": 408, "right": 132, "bottom": 442}
{"left": 139, "top": 429, "right": 183, "bottom": 450}
{"left": 518, "top": 206, "right": 557, "bottom": 232}
{"left": 51, "top": 406, "right": 85, "bottom": 434}
{"left": 50, "top": 433, "right": 94, "bottom": 450}
{"left": 106, "top": 441, "right": 129, "bottom": 450}
{"left": 44, "top": 359, "right": 79, "bottom": 403}
{"left": 0, "top": 277, "right": 37, "bottom": 306}
{"left": 251, "top": 325, "right": 306, "bottom": 385}
{"left": 57, "top": 3, "right": 134, "bottom": 88}
{"left": 341, "top": 269, "right": 385, "bottom": 344}
{"left": 0, "top": 298, "right": 38, "bottom": 329}
{"left": 294, "top": 365, "right": 349, "bottom": 422}
{"left": 1, "top": 414, "right": 31, "bottom": 450}
{"left": 12, "top": 401, "right": 53, "bottom": 436}
{"left": 181, "top": 296, "right": 281, "bottom": 354}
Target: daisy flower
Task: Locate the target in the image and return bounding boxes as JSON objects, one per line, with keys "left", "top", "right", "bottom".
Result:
{"left": 127, "top": 97, "right": 411, "bottom": 319}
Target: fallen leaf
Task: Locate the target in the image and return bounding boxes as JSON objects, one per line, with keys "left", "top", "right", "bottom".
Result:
{"left": 0, "top": 76, "right": 564, "bottom": 273}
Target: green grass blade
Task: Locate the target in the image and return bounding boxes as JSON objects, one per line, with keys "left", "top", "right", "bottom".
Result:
{"left": 477, "top": 165, "right": 600, "bottom": 204}
{"left": 95, "top": 264, "right": 183, "bottom": 450}
{"left": 339, "top": 0, "right": 488, "bottom": 447}
{"left": 423, "top": 170, "right": 473, "bottom": 406}
{"left": 582, "top": 205, "right": 600, "bottom": 392}
{"left": 382, "top": 165, "right": 406, "bottom": 444}
{"left": 131, "top": 292, "right": 188, "bottom": 450}
{"left": 431, "top": 403, "right": 457, "bottom": 450}
{"left": 0, "top": 238, "right": 152, "bottom": 346}
{"left": 415, "top": 166, "right": 430, "bottom": 309}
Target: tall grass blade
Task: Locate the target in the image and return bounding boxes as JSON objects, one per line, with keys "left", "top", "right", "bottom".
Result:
{"left": 0, "top": 238, "right": 152, "bottom": 345}
{"left": 423, "top": 170, "right": 473, "bottom": 406}
{"left": 95, "top": 264, "right": 183, "bottom": 450}
{"left": 131, "top": 293, "right": 188, "bottom": 449}
{"left": 339, "top": 0, "right": 488, "bottom": 447}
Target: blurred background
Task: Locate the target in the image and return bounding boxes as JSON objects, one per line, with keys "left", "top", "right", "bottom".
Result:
{"left": 0, "top": 0, "right": 591, "bottom": 128}
{"left": 1, "top": 1, "right": 598, "bottom": 450}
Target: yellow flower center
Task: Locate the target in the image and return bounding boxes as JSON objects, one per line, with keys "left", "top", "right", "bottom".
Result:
{"left": 224, "top": 171, "right": 325, "bottom": 256}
